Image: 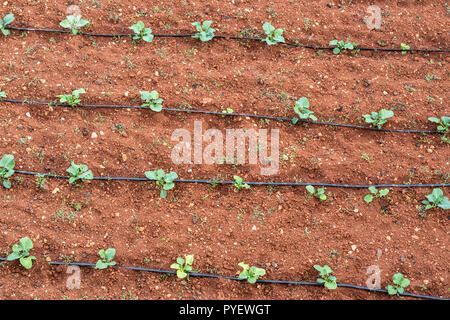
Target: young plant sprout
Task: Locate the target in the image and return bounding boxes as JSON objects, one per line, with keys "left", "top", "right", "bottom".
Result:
{"left": 364, "top": 187, "right": 389, "bottom": 203}
{"left": 363, "top": 109, "right": 394, "bottom": 129}
{"left": 292, "top": 97, "right": 317, "bottom": 123}
{"left": 314, "top": 265, "right": 337, "bottom": 289}
{"left": 421, "top": 188, "right": 450, "bottom": 210}
{"left": 329, "top": 40, "right": 359, "bottom": 54}
{"left": 261, "top": 22, "right": 284, "bottom": 45}
{"left": 0, "top": 13, "right": 14, "bottom": 36}
{"left": 7, "top": 237, "right": 36, "bottom": 270}
{"left": 0, "top": 89, "right": 7, "bottom": 99}
{"left": 386, "top": 273, "right": 410, "bottom": 295}
{"left": 95, "top": 248, "right": 116, "bottom": 269}
{"left": 129, "top": 21, "right": 154, "bottom": 43}
{"left": 144, "top": 169, "right": 178, "bottom": 198}
{"left": 400, "top": 43, "right": 410, "bottom": 54}
{"left": 238, "top": 262, "right": 266, "bottom": 284}
{"left": 57, "top": 88, "right": 86, "bottom": 107}
{"left": 66, "top": 161, "right": 93, "bottom": 184}
{"left": 306, "top": 185, "right": 326, "bottom": 201}
{"left": 0, "top": 154, "right": 15, "bottom": 189}
{"left": 60, "top": 15, "right": 90, "bottom": 35}
{"left": 428, "top": 116, "right": 449, "bottom": 143}
{"left": 140, "top": 90, "right": 163, "bottom": 112}
{"left": 221, "top": 107, "right": 234, "bottom": 117}
{"left": 233, "top": 175, "right": 250, "bottom": 191}
{"left": 191, "top": 20, "right": 215, "bottom": 42}
{"left": 170, "top": 255, "right": 194, "bottom": 279}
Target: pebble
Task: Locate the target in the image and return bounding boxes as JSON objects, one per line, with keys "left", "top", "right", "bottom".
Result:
{"left": 91, "top": 132, "right": 98, "bottom": 139}
{"left": 25, "top": 112, "right": 31, "bottom": 118}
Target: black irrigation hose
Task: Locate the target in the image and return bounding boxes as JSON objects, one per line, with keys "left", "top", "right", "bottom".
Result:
{"left": 5, "top": 26, "right": 450, "bottom": 53}
{"left": 0, "top": 257, "right": 446, "bottom": 300}
{"left": 13, "top": 170, "right": 450, "bottom": 188}
{"left": 1, "top": 99, "right": 441, "bottom": 134}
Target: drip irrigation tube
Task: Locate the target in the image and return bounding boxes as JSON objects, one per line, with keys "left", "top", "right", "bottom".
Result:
{"left": 13, "top": 170, "right": 450, "bottom": 188}
{"left": 1, "top": 99, "right": 441, "bottom": 134}
{"left": 5, "top": 26, "right": 450, "bottom": 53}
{"left": 0, "top": 257, "right": 446, "bottom": 300}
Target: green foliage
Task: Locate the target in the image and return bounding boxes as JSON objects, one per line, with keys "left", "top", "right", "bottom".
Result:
{"left": 0, "top": 154, "right": 15, "bottom": 189}
{"left": 140, "top": 90, "right": 163, "bottom": 112}
{"left": 422, "top": 188, "right": 450, "bottom": 210}
{"left": 386, "top": 273, "right": 410, "bottom": 295}
{"left": 6, "top": 237, "right": 36, "bottom": 269}
{"left": 221, "top": 107, "right": 234, "bottom": 116}
{"left": 170, "top": 254, "right": 194, "bottom": 279}
{"left": 0, "top": 89, "right": 6, "bottom": 99}
{"left": 238, "top": 262, "right": 266, "bottom": 284}
{"left": 400, "top": 43, "right": 410, "bottom": 54}
{"left": 145, "top": 169, "right": 178, "bottom": 198}
{"left": 60, "top": 15, "right": 90, "bottom": 35}
{"left": 36, "top": 174, "right": 47, "bottom": 189}
{"left": 363, "top": 109, "right": 394, "bottom": 129}
{"left": 314, "top": 265, "right": 337, "bottom": 289}
{"left": 191, "top": 20, "right": 215, "bottom": 42}
{"left": 57, "top": 88, "right": 86, "bottom": 107}
{"left": 129, "top": 21, "right": 154, "bottom": 42}
{"left": 95, "top": 248, "right": 116, "bottom": 269}
{"left": 329, "top": 40, "right": 359, "bottom": 54}
{"left": 306, "top": 185, "right": 326, "bottom": 201}
{"left": 428, "top": 116, "right": 449, "bottom": 143}
{"left": 0, "top": 13, "right": 14, "bottom": 36}
{"left": 66, "top": 161, "right": 93, "bottom": 184}
{"left": 261, "top": 22, "right": 284, "bottom": 45}
{"left": 292, "top": 97, "right": 316, "bottom": 123}
{"left": 233, "top": 175, "right": 250, "bottom": 191}
{"left": 364, "top": 187, "right": 389, "bottom": 203}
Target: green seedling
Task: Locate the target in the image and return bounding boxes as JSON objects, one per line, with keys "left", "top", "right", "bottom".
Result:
{"left": 292, "top": 97, "right": 317, "bottom": 123}
{"left": 400, "top": 43, "right": 410, "bottom": 54}
{"left": 428, "top": 116, "right": 449, "bottom": 143}
{"left": 66, "top": 161, "right": 93, "bottom": 184}
{"left": 145, "top": 169, "right": 178, "bottom": 198}
{"left": 129, "top": 21, "right": 154, "bottom": 42}
{"left": 363, "top": 109, "right": 394, "bottom": 129}
{"left": 221, "top": 107, "right": 234, "bottom": 117}
{"left": 7, "top": 237, "right": 36, "bottom": 269}
{"left": 57, "top": 88, "right": 86, "bottom": 107}
{"left": 0, "top": 154, "right": 15, "bottom": 189}
{"left": 60, "top": 15, "right": 90, "bottom": 35}
{"left": 386, "top": 273, "right": 410, "bottom": 295}
{"left": 170, "top": 254, "right": 194, "bottom": 279}
{"left": 364, "top": 187, "right": 389, "bottom": 203}
{"left": 0, "top": 89, "right": 7, "bottom": 99}
{"left": 306, "top": 185, "right": 326, "bottom": 201}
{"left": 191, "top": 20, "right": 215, "bottom": 42}
{"left": 261, "top": 22, "right": 284, "bottom": 45}
{"left": 421, "top": 188, "right": 450, "bottom": 210}
{"left": 314, "top": 265, "right": 337, "bottom": 289}
{"left": 233, "top": 175, "right": 250, "bottom": 191}
{"left": 140, "top": 90, "right": 163, "bottom": 112}
{"left": 329, "top": 40, "right": 359, "bottom": 54}
{"left": 0, "top": 13, "right": 14, "bottom": 36}
{"left": 95, "top": 248, "right": 116, "bottom": 269}
{"left": 238, "top": 262, "right": 266, "bottom": 284}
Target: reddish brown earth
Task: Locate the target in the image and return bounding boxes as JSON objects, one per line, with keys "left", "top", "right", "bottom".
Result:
{"left": 0, "top": 0, "right": 448, "bottom": 300}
